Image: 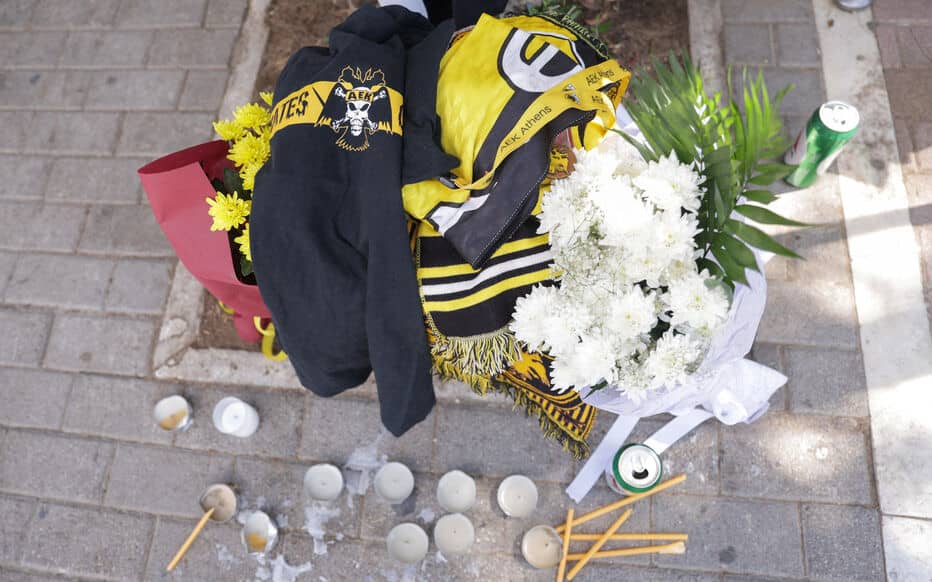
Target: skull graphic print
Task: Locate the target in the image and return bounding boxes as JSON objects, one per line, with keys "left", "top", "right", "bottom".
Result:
{"left": 325, "top": 66, "right": 392, "bottom": 151}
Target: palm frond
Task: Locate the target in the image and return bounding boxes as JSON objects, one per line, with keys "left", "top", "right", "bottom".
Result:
{"left": 622, "top": 52, "right": 804, "bottom": 289}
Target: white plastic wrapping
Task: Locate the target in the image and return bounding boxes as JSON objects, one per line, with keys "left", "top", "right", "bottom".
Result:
{"left": 581, "top": 250, "right": 785, "bottom": 423}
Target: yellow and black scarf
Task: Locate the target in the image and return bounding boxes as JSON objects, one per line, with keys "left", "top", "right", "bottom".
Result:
{"left": 404, "top": 13, "right": 631, "bottom": 456}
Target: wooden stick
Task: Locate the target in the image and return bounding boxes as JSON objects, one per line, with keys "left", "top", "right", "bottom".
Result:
{"left": 556, "top": 507, "right": 573, "bottom": 582}
{"left": 567, "top": 541, "right": 686, "bottom": 560}
{"left": 166, "top": 507, "right": 215, "bottom": 572}
{"left": 565, "top": 508, "right": 632, "bottom": 581}
{"left": 569, "top": 532, "right": 688, "bottom": 542}
{"left": 555, "top": 474, "right": 686, "bottom": 533}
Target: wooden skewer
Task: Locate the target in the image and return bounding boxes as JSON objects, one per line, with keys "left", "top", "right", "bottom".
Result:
{"left": 567, "top": 540, "right": 686, "bottom": 560}
{"left": 555, "top": 474, "right": 686, "bottom": 533}
{"left": 166, "top": 507, "right": 215, "bottom": 572}
{"left": 556, "top": 507, "right": 573, "bottom": 582}
{"left": 570, "top": 532, "right": 688, "bottom": 542}
{"left": 565, "top": 508, "right": 632, "bottom": 581}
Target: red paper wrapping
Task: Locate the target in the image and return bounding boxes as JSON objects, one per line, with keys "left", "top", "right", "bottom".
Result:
{"left": 138, "top": 140, "right": 269, "bottom": 342}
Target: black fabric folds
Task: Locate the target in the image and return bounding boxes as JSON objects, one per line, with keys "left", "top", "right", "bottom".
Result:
{"left": 401, "top": 19, "right": 458, "bottom": 185}
{"left": 251, "top": 6, "right": 436, "bottom": 436}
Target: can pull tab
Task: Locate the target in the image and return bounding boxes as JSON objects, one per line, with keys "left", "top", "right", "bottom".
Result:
{"left": 630, "top": 454, "right": 650, "bottom": 480}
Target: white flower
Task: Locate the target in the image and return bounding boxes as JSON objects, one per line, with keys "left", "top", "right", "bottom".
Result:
{"left": 549, "top": 333, "right": 617, "bottom": 391}
{"left": 510, "top": 285, "right": 559, "bottom": 351}
{"left": 587, "top": 179, "right": 654, "bottom": 248}
{"left": 652, "top": 210, "right": 699, "bottom": 266}
{"left": 633, "top": 152, "right": 703, "bottom": 213}
{"left": 538, "top": 180, "right": 595, "bottom": 251}
{"left": 593, "top": 131, "right": 649, "bottom": 179}
{"left": 642, "top": 332, "right": 704, "bottom": 389}
{"left": 664, "top": 270, "right": 730, "bottom": 335}
{"left": 607, "top": 289, "right": 658, "bottom": 343}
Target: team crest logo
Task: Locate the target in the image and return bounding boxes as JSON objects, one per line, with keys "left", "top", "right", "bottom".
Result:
{"left": 321, "top": 66, "right": 393, "bottom": 152}
{"left": 547, "top": 144, "right": 576, "bottom": 180}
{"left": 269, "top": 67, "right": 403, "bottom": 151}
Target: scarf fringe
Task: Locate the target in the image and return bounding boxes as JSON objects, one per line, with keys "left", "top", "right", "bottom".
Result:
{"left": 430, "top": 328, "right": 521, "bottom": 381}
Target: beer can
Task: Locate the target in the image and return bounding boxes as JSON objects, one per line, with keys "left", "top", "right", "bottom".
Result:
{"left": 605, "top": 443, "right": 663, "bottom": 495}
{"left": 784, "top": 101, "right": 860, "bottom": 188}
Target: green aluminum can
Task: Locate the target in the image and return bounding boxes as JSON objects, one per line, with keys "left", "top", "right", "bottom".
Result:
{"left": 784, "top": 101, "right": 860, "bottom": 188}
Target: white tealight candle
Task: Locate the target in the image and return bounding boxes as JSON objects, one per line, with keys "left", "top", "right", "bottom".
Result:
{"left": 496, "top": 475, "right": 538, "bottom": 518}
{"left": 521, "top": 525, "right": 563, "bottom": 569}
{"left": 374, "top": 462, "right": 415, "bottom": 504}
{"left": 304, "top": 464, "right": 344, "bottom": 501}
{"left": 212, "top": 397, "right": 260, "bottom": 437}
{"left": 241, "top": 510, "right": 278, "bottom": 555}
{"left": 153, "top": 395, "right": 192, "bottom": 432}
{"left": 386, "top": 523, "right": 429, "bottom": 564}
{"left": 436, "top": 470, "right": 476, "bottom": 513}
{"left": 433, "top": 513, "right": 475, "bottom": 556}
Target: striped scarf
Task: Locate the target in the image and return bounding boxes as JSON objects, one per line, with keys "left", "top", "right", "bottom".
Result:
{"left": 414, "top": 210, "right": 597, "bottom": 457}
{"left": 402, "top": 14, "right": 634, "bottom": 455}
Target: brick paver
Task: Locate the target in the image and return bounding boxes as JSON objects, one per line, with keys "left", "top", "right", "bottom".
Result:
{"left": 877, "top": 0, "right": 932, "bottom": 330}
{"left": 0, "top": 33, "right": 225, "bottom": 567}
{"left": 22, "top": 502, "right": 155, "bottom": 580}
{"left": 0, "top": 1, "right": 899, "bottom": 581}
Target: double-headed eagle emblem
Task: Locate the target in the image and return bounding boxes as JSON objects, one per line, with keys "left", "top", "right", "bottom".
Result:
{"left": 321, "top": 66, "right": 391, "bottom": 152}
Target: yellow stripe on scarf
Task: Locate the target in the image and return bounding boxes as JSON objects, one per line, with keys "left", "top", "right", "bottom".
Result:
{"left": 423, "top": 268, "right": 552, "bottom": 312}
{"left": 418, "top": 234, "right": 550, "bottom": 279}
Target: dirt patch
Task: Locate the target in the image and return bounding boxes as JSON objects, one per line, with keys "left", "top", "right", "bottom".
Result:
{"left": 578, "top": 0, "right": 689, "bottom": 71}
{"left": 253, "top": 0, "right": 365, "bottom": 96}
{"left": 252, "top": 0, "right": 689, "bottom": 94}
{"left": 196, "top": 0, "right": 689, "bottom": 350}
{"left": 192, "top": 293, "right": 261, "bottom": 350}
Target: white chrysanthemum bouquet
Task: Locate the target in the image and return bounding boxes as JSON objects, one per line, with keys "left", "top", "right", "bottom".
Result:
{"left": 512, "top": 134, "right": 731, "bottom": 397}
{"left": 511, "top": 53, "right": 802, "bottom": 402}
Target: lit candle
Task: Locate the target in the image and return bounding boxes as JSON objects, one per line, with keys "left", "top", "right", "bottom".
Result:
{"left": 521, "top": 525, "right": 563, "bottom": 569}
{"left": 436, "top": 470, "right": 476, "bottom": 513}
{"left": 304, "top": 464, "right": 344, "bottom": 501}
{"left": 212, "top": 397, "right": 259, "bottom": 437}
{"left": 241, "top": 510, "right": 278, "bottom": 555}
{"left": 386, "top": 523, "right": 429, "bottom": 564}
{"left": 496, "top": 475, "right": 538, "bottom": 518}
{"left": 374, "top": 462, "right": 415, "bottom": 504}
{"left": 153, "top": 395, "right": 192, "bottom": 432}
{"left": 432, "top": 513, "right": 475, "bottom": 556}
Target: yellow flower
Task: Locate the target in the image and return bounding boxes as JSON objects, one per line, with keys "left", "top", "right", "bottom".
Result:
{"left": 234, "top": 223, "right": 252, "bottom": 262}
{"left": 213, "top": 119, "right": 244, "bottom": 141}
{"left": 233, "top": 103, "right": 271, "bottom": 131}
{"left": 260, "top": 91, "right": 274, "bottom": 106}
{"left": 240, "top": 162, "right": 261, "bottom": 192}
{"left": 228, "top": 131, "right": 270, "bottom": 170}
{"left": 206, "top": 191, "right": 251, "bottom": 231}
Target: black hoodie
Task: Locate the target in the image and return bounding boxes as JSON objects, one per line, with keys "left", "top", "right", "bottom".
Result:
{"left": 250, "top": 6, "right": 436, "bottom": 436}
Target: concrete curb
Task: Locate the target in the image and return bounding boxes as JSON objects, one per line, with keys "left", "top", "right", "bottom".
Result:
{"left": 687, "top": 0, "right": 725, "bottom": 96}
{"left": 219, "top": 0, "right": 271, "bottom": 118}
{"left": 811, "top": 0, "right": 932, "bottom": 578}
{"left": 153, "top": 0, "right": 293, "bottom": 388}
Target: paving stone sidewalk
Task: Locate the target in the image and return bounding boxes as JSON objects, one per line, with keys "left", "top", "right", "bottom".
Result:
{"left": 875, "top": 0, "right": 932, "bottom": 326}
{"left": 0, "top": 1, "right": 897, "bottom": 581}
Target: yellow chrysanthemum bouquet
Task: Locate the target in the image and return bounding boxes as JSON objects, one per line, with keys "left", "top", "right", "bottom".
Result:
{"left": 207, "top": 92, "right": 274, "bottom": 277}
